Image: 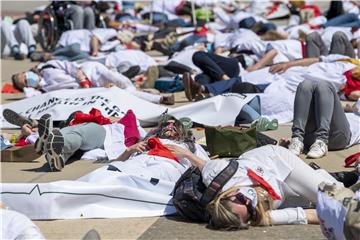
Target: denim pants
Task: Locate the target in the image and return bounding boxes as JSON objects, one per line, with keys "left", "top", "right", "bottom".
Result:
{"left": 192, "top": 51, "right": 240, "bottom": 84}
{"left": 53, "top": 43, "right": 89, "bottom": 61}
{"left": 292, "top": 80, "right": 351, "bottom": 150}
{"left": 205, "top": 77, "right": 241, "bottom": 95}
{"left": 235, "top": 96, "right": 261, "bottom": 124}
{"left": 324, "top": 13, "right": 360, "bottom": 28}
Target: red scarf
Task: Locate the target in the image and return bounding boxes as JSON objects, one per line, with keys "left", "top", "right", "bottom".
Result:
{"left": 147, "top": 137, "right": 180, "bottom": 163}
{"left": 344, "top": 152, "right": 360, "bottom": 167}
{"left": 344, "top": 69, "right": 360, "bottom": 97}
{"left": 69, "top": 108, "right": 111, "bottom": 126}
{"left": 247, "top": 168, "right": 282, "bottom": 200}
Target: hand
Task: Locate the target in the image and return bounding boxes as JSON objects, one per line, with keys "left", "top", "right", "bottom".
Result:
{"left": 76, "top": 69, "right": 86, "bottom": 81}
{"left": 304, "top": 209, "right": 319, "bottom": 224}
{"left": 21, "top": 124, "right": 35, "bottom": 137}
{"left": 105, "top": 83, "right": 115, "bottom": 88}
{"left": 128, "top": 141, "right": 148, "bottom": 154}
{"left": 91, "top": 51, "right": 98, "bottom": 57}
{"left": 164, "top": 144, "right": 192, "bottom": 158}
{"left": 269, "top": 63, "right": 289, "bottom": 74}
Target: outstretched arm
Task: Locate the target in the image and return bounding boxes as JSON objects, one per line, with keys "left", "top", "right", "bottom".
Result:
{"left": 247, "top": 49, "right": 278, "bottom": 72}
{"left": 269, "top": 57, "right": 320, "bottom": 74}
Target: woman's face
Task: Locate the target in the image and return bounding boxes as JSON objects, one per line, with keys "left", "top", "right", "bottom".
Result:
{"left": 226, "top": 195, "right": 250, "bottom": 223}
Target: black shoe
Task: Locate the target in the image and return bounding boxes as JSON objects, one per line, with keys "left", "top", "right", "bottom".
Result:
{"left": 3, "top": 108, "right": 37, "bottom": 127}
{"left": 122, "top": 65, "right": 141, "bottom": 79}
{"left": 58, "top": 111, "right": 82, "bottom": 129}
{"left": 164, "top": 61, "right": 192, "bottom": 74}
{"left": 35, "top": 114, "right": 52, "bottom": 154}
{"left": 153, "top": 42, "right": 173, "bottom": 56}
{"left": 11, "top": 45, "right": 25, "bottom": 60}
{"left": 45, "top": 129, "right": 65, "bottom": 172}
{"left": 329, "top": 171, "right": 359, "bottom": 188}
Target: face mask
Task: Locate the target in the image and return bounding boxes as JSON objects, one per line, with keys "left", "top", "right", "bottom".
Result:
{"left": 25, "top": 71, "right": 40, "bottom": 88}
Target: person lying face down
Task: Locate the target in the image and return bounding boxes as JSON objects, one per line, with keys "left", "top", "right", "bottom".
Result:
{"left": 164, "top": 144, "right": 344, "bottom": 230}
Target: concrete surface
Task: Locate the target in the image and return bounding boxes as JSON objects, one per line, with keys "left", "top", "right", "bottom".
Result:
{"left": 1, "top": 1, "right": 358, "bottom": 239}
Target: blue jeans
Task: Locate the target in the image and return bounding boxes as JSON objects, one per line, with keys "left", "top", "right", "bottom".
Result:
{"left": 169, "top": 35, "right": 206, "bottom": 52}
{"left": 324, "top": 13, "right": 360, "bottom": 28}
{"left": 236, "top": 96, "right": 261, "bottom": 124}
{"left": 54, "top": 43, "right": 89, "bottom": 61}
{"left": 205, "top": 77, "right": 241, "bottom": 95}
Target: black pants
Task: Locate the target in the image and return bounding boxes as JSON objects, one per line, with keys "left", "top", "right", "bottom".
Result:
{"left": 192, "top": 51, "right": 240, "bottom": 84}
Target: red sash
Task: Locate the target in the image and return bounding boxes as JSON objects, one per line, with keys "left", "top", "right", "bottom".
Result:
{"left": 247, "top": 168, "right": 282, "bottom": 200}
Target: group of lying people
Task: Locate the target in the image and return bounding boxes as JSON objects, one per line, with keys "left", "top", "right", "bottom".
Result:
{"left": 1, "top": 0, "right": 360, "bottom": 239}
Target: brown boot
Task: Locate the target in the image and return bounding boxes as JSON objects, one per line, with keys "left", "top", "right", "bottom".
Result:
{"left": 182, "top": 72, "right": 203, "bottom": 101}
{"left": 160, "top": 94, "right": 175, "bottom": 105}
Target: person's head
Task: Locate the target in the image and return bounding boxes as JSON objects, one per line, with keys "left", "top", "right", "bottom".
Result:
{"left": 12, "top": 71, "right": 40, "bottom": 91}
{"left": 207, "top": 186, "right": 272, "bottom": 230}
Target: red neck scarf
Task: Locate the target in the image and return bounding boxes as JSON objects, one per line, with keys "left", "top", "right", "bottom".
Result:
{"left": 147, "top": 137, "right": 180, "bottom": 163}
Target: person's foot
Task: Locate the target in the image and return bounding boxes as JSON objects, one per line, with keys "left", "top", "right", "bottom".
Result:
{"left": 307, "top": 139, "right": 328, "bottom": 159}
{"left": 27, "top": 45, "right": 36, "bottom": 58}
{"left": 160, "top": 94, "right": 175, "bottom": 105}
{"left": 45, "top": 129, "right": 65, "bottom": 172}
{"left": 2, "top": 108, "right": 38, "bottom": 127}
{"left": 142, "top": 66, "right": 159, "bottom": 89}
{"left": 122, "top": 65, "right": 141, "bottom": 79}
{"left": 11, "top": 45, "right": 25, "bottom": 60}
{"left": 182, "top": 72, "right": 203, "bottom": 101}
{"left": 34, "top": 114, "right": 53, "bottom": 154}
{"left": 288, "top": 137, "right": 304, "bottom": 156}
{"left": 153, "top": 42, "right": 173, "bottom": 56}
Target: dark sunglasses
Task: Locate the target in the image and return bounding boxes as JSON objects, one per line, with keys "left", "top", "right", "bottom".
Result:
{"left": 225, "top": 192, "right": 258, "bottom": 223}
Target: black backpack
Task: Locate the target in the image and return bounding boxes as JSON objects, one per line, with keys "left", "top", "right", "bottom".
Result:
{"left": 172, "top": 160, "right": 239, "bottom": 222}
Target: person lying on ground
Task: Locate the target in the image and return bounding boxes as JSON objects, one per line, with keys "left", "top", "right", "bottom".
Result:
{"left": 287, "top": 80, "right": 360, "bottom": 159}
{"left": 39, "top": 112, "right": 207, "bottom": 173}
{"left": 11, "top": 60, "right": 174, "bottom": 105}
{"left": 165, "top": 144, "right": 344, "bottom": 229}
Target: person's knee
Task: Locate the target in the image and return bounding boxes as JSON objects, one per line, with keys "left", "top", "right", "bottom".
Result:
{"left": 84, "top": 7, "right": 95, "bottom": 19}
{"left": 192, "top": 51, "right": 207, "bottom": 64}
{"left": 16, "top": 19, "right": 30, "bottom": 29}
{"left": 298, "top": 80, "right": 316, "bottom": 92}
{"left": 332, "top": 31, "right": 348, "bottom": 42}
{"left": 68, "top": 4, "right": 84, "bottom": 19}
{"left": 305, "top": 32, "right": 321, "bottom": 43}
{"left": 315, "top": 80, "right": 335, "bottom": 93}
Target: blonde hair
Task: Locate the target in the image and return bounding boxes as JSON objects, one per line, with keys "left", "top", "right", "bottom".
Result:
{"left": 206, "top": 185, "right": 273, "bottom": 230}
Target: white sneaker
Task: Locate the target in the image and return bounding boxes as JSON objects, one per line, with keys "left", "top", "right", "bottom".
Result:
{"left": 288, "top": 137, "right": 304, "bottom": 156}
{"left": 307, "top": 139, "right": 328, "bottom": 159}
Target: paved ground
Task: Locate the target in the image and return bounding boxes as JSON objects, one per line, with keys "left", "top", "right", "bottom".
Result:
{"left": 1, "top": 1, "right": 358, "bottom": 239}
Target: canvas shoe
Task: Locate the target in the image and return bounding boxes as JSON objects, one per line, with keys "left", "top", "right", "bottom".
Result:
{"left": 3, "top": 108, "right": 38, "bottom": 128}
{"left": 266, "top": 3, "right": 290, "bottom": 20}
{"left": 307, "top": 139, "right": 328, "bottom": 159}
{"left": 45, "top": 129, "right": 65, "bottom": 171}
{"left": 34, "top": 114, "right": 53, "bottom": 154}
{"left": 288, "top": 137, "right": 304, "bottom": 156}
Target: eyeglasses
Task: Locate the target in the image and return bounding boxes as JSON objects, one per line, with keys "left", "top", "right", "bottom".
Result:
{"left": 224, "top": 192, "right": 258, "bottom": 223}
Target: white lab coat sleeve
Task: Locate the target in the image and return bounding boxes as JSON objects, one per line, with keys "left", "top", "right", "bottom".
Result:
{"left": 269, "top": 207, "right": 308, "bottom": 225}
{"left": 99, "top": 69, "right": 133, "bottom": 89}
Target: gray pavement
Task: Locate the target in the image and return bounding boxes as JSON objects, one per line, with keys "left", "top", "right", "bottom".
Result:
{"left": 1, "top": 1, "right": 357, "bottom": 239}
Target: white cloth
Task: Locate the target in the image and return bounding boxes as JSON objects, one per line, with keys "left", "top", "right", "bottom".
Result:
{"left": 105, "top": 50, "right": 156, "bottom": 72}
{"left": 1, "top": 209, "right": 45, "bottom": 239}
{"left": 167, "top": 46, "right": 202, "bottom": 74}
{"left": 346, "top": 100, "right": 360, "bottom": 147}
{"left": 0, "top": 141, "right": 208, "bottom": 220}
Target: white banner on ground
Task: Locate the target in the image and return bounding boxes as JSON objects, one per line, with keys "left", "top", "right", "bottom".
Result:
{"left": 1, "top": 164, "right": 177, "bottom": 220}
{"left": 1, "top": 88, "right": 256, "bottom": 128}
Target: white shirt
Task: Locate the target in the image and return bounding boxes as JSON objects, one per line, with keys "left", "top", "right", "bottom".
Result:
{"left": 346, "top": 99, "right": 360, "bottom": 147}
{"left": 105, "top": 50, "right": 156, "bottom": 72}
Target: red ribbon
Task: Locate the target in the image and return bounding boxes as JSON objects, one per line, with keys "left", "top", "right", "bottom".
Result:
{"left": 247, "top": 168, "right": 282, "bottom": 200}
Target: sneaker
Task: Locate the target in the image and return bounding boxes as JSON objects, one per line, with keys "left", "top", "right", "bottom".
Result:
{"left": 34, "top": 114, "right": 53, "bottom": 154}
{"left": 142, "top": 66, "right": 159, "bottom": 89}
{"left": 122, "top": 65, "right": 141, "bottom": 79}
{"left": 27, "top": 45, "right": 36, "bottom": 58}
{"left": 11, "top": 45, "right": 25, "bottom": 60}
{"left": 45, "top": 129, "right": 65, "bottom": 171}
{"left": 307, "top": 139, "right": 328, "bottom": 159}
{"left": 288, "top": 137, "right": 304, "bottom": 156}
{"left": 3, "top": 108, "right": 38, "bottom": 127}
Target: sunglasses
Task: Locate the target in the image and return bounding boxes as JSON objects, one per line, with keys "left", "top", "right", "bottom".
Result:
{"left": 225, "top": 192, "right": 258, "bottom": 223}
